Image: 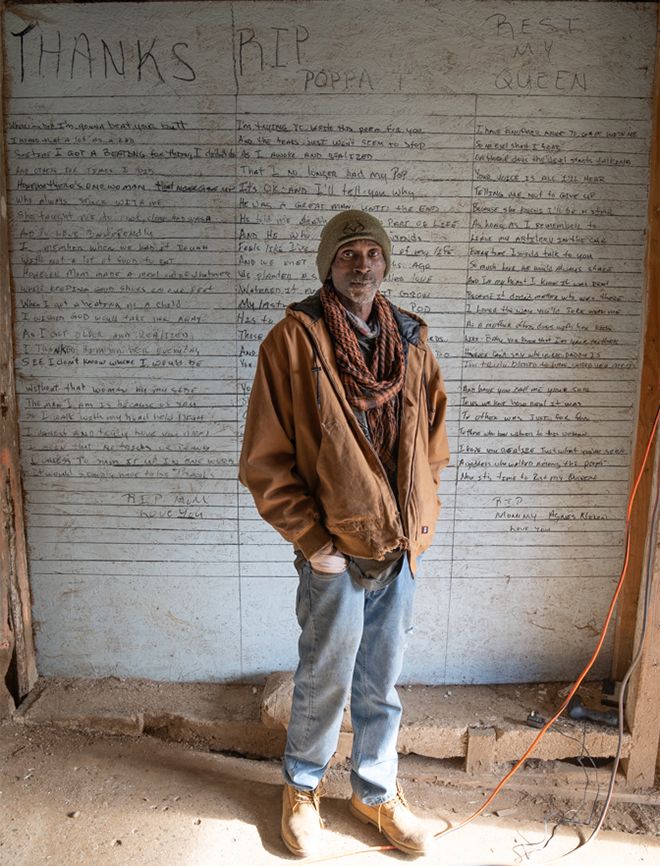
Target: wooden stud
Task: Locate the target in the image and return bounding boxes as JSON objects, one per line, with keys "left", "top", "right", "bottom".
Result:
{"left": 623, "top": 445, "right": 660, "bottom": 789}
{"left": 612, "top": 16, "right": 660, "bottom": 681}
{"left": 617, "top": 15, "right": 660, "bottom": 787}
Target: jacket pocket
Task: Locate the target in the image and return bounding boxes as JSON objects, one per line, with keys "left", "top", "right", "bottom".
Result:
{"left": 412, "top": 468, "right": 441, "bottom": 543}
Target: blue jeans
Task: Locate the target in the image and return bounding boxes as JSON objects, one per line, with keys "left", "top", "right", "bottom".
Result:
{"left": 282, "top": 555, "right": 416, "bottom": 805}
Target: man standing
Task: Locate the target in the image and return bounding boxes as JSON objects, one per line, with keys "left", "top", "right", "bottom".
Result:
{"left": 239, "top": 210, "right": 449, "bottom": 857}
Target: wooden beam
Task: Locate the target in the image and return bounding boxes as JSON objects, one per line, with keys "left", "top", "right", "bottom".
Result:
{"left": 0, "top": 462, "right": 16, "bottom": 717}
{"left": 0, "top": 11, "right": 37, "bottom": 711}
{"left": 618, "top": 11, "right": 660, "bottom": 789}
{"left": 465, "top": 726, "right": 496, "bottom": 775}
{"left": 623, "top": 444, "right": 660, "bottom": 789}
{"left": 612, "top": 11, "right": 660, "bottom": 681}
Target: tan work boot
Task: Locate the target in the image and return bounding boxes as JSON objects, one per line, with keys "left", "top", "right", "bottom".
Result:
{"left": 349, "top": 783, "right": 434, "bottom": 856}
{"left": 281, "top": 783, "right": 324, "bottom": 857}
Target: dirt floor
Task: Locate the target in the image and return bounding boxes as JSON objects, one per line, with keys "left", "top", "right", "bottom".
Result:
{"left": 1, "top": 721, "right": 659, "bottom": 866}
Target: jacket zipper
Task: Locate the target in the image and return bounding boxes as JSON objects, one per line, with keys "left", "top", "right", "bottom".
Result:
{"left": 311, "top": 345, "right": 321, "bottom": 409}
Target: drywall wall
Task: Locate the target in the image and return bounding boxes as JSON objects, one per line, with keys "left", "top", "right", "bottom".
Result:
{"left": 3, "top": 0, "right": 656, "bottom": 681}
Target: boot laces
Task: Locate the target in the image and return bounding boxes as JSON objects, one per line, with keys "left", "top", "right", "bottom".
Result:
{"left": 290, "top": 784, "right": 324, "bottom": 826}
{"left": 376, "top": 783, "right": 409, "bottom": 833}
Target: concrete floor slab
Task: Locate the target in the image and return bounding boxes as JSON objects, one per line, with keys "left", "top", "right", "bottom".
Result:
{"left": 0, "top": 722, "right": 657, "bottom": 866}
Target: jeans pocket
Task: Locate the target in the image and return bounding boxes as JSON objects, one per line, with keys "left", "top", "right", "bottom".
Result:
{"left": 307, "top": 560, "right": 346, "bottom": 581}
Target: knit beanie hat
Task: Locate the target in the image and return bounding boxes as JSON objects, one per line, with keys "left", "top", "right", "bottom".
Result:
{"left": 316, "top": 210, "right": 391, "bottom": 282}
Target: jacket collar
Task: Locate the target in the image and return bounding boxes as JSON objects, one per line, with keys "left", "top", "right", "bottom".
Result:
{"left": 288, "top": 289, "right": 426, "bottom": 347}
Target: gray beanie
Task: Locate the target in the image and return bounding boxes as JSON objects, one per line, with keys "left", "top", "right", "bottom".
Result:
{"left": 316, "top": 210, "right": 391, "bottom": 282}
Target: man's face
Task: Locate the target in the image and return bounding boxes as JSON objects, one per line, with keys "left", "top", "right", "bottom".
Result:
{"left": 330, "top": 239, "right": 386, "bottom": 312}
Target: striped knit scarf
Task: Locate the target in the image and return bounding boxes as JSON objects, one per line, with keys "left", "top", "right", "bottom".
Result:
{"left": 320, "top": 285, "right": 405, "bottom": 479}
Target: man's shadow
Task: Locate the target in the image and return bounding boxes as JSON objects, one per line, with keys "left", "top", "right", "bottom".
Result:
{"left": 82, "top": 736, "right": 414, "bottom": 859}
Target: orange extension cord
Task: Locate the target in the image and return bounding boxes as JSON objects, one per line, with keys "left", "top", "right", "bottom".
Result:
{"left": 302, "top": 404, "right": 660, "bottom": 865}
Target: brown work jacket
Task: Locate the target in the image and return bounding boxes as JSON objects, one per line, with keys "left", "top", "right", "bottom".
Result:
{"left": 238, "top": 291, "right": 450, "bottom": 573}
